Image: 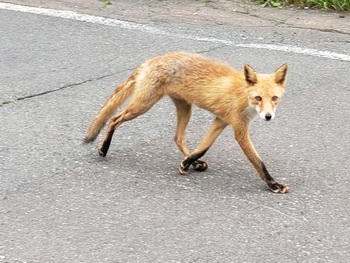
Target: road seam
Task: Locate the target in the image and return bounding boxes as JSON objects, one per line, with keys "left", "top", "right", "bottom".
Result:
{"left": 0, "top": 73, "right": 113, "bottom": 106}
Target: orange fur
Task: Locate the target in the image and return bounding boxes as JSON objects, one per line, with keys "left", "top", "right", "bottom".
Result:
{"left": 84, "top": 52, "right": 288, "bottom": 193}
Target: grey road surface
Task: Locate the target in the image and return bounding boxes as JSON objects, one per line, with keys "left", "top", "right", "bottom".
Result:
{"left": 1, "top": 2, "right": 350, "bottom": 262}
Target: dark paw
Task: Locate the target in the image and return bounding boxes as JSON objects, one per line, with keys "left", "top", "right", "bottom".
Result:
{"left": 179, "top": 162, "right": 189, "bottom": 175}
{"left": 98, "top": 144, "right": 108, "bottom": 157}
{"left": 268, "top": 182, "right": 289, "bottom": 193}
{"left": 192, "top": 160, "right": 208, "bottom": 172}
{"left": 179, "top": 156, "right": 193, "bottom": 175}
{"left": 98, "top": 148, "right": 106, "bottom": 157}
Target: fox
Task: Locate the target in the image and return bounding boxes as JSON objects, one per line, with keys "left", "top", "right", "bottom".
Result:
{"left": 84, "top": 52, "right": 289, "bottom": 193}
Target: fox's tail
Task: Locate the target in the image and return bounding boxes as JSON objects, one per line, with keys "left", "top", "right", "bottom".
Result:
{"left": 84, "top": 74, "right": 136, "bottom": 143}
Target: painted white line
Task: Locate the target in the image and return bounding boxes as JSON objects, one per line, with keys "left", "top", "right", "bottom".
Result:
{"left": 1, "top": 2, "right": 350, "bottom": 62}
{"left": 237, "top": 44, "right": 350, "bottom": 61}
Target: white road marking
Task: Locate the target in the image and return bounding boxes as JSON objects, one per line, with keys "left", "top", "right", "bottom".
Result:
{"left": 237, "top": 44, "right": 350, "bottom": 61}
{"left": 1, "top": 2, "right": 350, "bottom": 62}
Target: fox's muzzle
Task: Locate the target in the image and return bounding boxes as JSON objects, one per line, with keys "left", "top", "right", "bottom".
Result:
{"left": 258, "top": 111, "right": 275, "bottom": 121}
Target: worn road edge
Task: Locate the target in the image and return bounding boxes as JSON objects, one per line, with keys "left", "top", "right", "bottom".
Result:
{"left": 1, "top": 2, "right": 350, "bottom": 62}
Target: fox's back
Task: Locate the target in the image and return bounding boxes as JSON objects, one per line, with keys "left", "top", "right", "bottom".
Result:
{"left": 138, "top": 52, "right": 243, "bottom": 94}
{"left": 142, "top": 52, "right": 235, "bottom": 83}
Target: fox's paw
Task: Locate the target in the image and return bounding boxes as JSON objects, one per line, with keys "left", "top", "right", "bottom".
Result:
{"left": 98, "top": 143, "right": 109, "bottom": 157}
{"left": 179, "top": 159, "right": 208, "bottom": 175}
{"left": 179, "top": 157, "right": 192, "bottom": 175}
{"left": 179, "top": 164, "right": 188, "bottom": 175}
{"left": 192, "top": 160, "right": 208, "bottom": 172}
{"left": 268, "top": 182, "right": 289, "bottom": 193}
{"left": 98, "top": 148, "right": 106, "bottom": 157}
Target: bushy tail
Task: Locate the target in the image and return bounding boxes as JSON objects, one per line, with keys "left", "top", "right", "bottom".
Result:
{"left": 84, "top": 75, "right": 136, "bottom": 143}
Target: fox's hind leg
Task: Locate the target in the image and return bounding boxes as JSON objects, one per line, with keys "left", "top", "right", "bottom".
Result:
{"left": 99, "top": 94, "right": 162, "bottom": 157}
{"left": 179, "top": 117, "right": 228, "bottom": 174}
{"left": 171, "top": 97, "right": 208, "bottom": 173}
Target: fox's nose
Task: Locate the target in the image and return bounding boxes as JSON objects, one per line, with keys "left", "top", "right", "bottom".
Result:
{"left": 265, "top": 113, "right": 272, "bottom": 121}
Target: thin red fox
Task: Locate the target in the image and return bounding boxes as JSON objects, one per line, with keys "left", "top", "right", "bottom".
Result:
{"left": 84, "top": 52, "right": 288, "bottom": 193}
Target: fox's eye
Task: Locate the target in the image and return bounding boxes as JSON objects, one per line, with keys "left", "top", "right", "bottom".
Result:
{"left": 272, "top": 96, "right": 278, "bottom": 101}
{"left": 255, "top": 96, "right": 262, "bottom": 102}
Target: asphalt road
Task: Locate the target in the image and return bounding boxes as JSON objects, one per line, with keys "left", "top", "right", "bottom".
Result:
{"left": 1, "top": 2, "right": 350, "bottom": 263}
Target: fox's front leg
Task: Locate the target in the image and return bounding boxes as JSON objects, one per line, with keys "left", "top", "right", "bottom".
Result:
{"left": 171, "top": 98, "right": 209, "bottom": 174}
{"left": 234, "top": 126, "right": 288, "bottom": 193}
{"left": 179, "top": 117, "right": 228, "bottom": 174}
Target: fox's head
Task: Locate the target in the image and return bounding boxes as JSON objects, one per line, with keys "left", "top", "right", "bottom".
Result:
{"left": 244, "top": 64, "right": 288, "bottom": 121}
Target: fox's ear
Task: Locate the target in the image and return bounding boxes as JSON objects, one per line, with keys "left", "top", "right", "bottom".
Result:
{"left": 244, "top": 64, "right": 258, "bottom": 85}
{"left": 274, "top": 64, "right": 288, "bottom": 85}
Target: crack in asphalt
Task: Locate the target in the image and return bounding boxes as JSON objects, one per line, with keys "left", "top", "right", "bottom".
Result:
{"left": 292, "top": 23, "right": 347, "bottom": 36}
{"left": 0, "top": 73, "right": 114, "bottom": 107}
{"left": 197, "top": 45, "right": 226, "bottom": 54}
{"left": 0, "top": 66, "right": 139, "bottom": 107}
